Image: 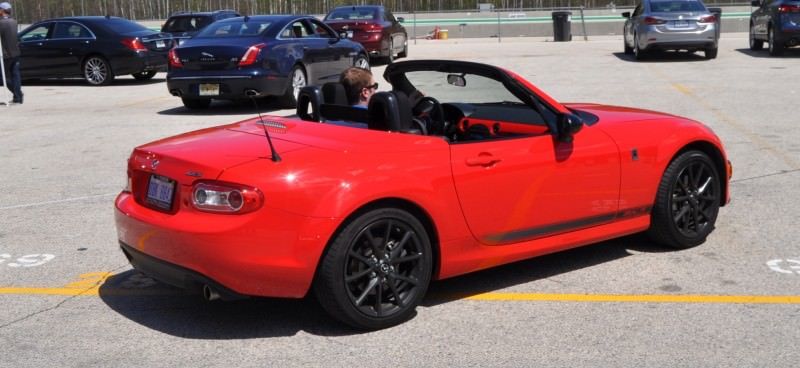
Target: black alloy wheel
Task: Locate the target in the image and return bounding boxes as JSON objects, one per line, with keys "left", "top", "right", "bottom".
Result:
{"left": 649, "top": 150, "right": 721, "bottom": 249}
{"left": 315, "top": 208, "right": 432, "bottom": 330}
{"left": 132, "top": 70, "right": 157, "bottom": 80}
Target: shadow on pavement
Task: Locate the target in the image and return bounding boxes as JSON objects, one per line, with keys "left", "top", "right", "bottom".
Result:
{"left": 22, "top": 77, "right": 166, "bottom": 87}
{"left": 157, "top": 97, "right": 286, "bottom": 116}
{"left": 612, "top": 51, "right": 710, "bottom": 63}
{"left": 734, "top": 48, "right": 800, "bottom": 58}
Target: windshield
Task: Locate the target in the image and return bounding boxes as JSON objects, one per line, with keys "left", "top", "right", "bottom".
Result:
{"left": 650, "top": 0, "right": 707, "bottom": 12}
{"left": 325, "top": 9, "right": 379, "bottom": 21}
{"left": 196, "top": 20, "right": 272, "bottom": 38}
{"left": 403, "top": 71, "right": 526, "bottom": 105}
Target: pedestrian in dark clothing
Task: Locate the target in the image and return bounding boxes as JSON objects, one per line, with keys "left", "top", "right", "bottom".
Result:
{"left": 0, "top": 1, "right": 22, "bottom": 104}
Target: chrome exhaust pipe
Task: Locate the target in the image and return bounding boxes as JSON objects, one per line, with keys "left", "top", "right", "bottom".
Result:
{"left": 244, "top": 89, "right": 261, "bottom": 97}
{"left": 169, "top": 89, "right": 182, "bottom": 97}
{"left": 202, "top": 284, "right": 221, "bottom": 301}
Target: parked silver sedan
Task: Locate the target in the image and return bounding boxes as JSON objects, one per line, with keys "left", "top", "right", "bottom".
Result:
{"left": 622, "top": 0, "right": 719, "bottom": 60}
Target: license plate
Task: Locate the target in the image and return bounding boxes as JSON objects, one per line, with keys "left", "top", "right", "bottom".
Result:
{"left": 156, "top": 40, "right": 165, "bottom": 48}
{"left": 346, "top": 30, "right": 354, "bottom": 38}
{"left": 199, "top": 83, "right": 220, "bottom": 96}
{"left": 673, "top": 20, "right": 689, "bottom": 28}
{"left": 146, "top": 175, "right": 175, "bottom": 210}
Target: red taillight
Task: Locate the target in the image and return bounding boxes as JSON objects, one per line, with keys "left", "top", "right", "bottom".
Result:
{"left": 365, "top": 23, "right": 383, "bottom": 33}
{"left": 191, "top": 181, "right": 263, "bottom": 214}
{"left": 239, "top": 43, "right": 266, "bottom": 67}
{"left": 121, "top": 37, "right": 147, "bottom": 52}
{"left": 698, "top": 15, "right": 717, "bottom": 23}
{"left": 644, "top": 16, "right": 667, "bottom": 25}
{"left": 778, "top": 4, "right": 800, "bottom": 12}
{"left": 168, "top": 48, "right": 183, "bottom": 68}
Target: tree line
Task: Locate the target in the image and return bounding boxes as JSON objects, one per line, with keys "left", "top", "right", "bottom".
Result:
{"left": 9, "top": 0, "right": 741, "bottom": 24}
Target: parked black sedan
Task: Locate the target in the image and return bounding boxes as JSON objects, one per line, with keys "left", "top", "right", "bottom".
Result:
{"left": 161, "top": 9, "right": 240, "bottom": 45}
{"left": 18, "top": 16, "right": 174, "bottom": 85}
{"left": 166, "top": 15, "right": 368, "bottom": 109}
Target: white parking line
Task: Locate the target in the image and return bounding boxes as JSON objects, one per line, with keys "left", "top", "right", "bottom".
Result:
{"left": 0, "top": 193, "right": 117, "bottom": 211}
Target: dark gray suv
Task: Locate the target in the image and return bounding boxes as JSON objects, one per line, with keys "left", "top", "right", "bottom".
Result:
{"left": 749, "top": 0, "right": 800, "bottom": 55}
{"left": 161, "top": 10, "right": 240, "bottom": 45}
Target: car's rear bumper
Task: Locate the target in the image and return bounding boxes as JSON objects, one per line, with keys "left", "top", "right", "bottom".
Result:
{"left": 166, "top": 72, "right": 289, "bottom": 99}
{"left": 114, "top": 51, "right": 169, "bottom": 75}
{"left": 640, "top": 24, "right": 717, "bottom": 51}
{"left": 114, "top": 192, "right": 339, "bottom": 298}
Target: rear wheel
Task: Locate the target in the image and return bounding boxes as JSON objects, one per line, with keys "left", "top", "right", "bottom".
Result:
{"left": 634, "top": 34, "right": 647, "bottom": 60}
{"left": 83, "top": 56, "right": 114, "bottom": 86}
{"left": 353, "top": 54, "right": 370, "bottom": 70}
{"left": 704, "top": 47, "right": 718, "bottom": 59}
{"left": 132, "top": 70, "right": 157, "bottom": 81}
{"left": 181, "top": 97, "right": 211, "bottom": 109}
{"left": 768, "top": 27, "right": 784, "bottom": 56}
{"left": 749, "top": 24, "right": 763, "bottom": 50}
{"left": 624, "top": 37, "right": 633, "bottom": 55}
{"left": 279, "top": 65, "right": 306, "bottom": 108}
{"left": 314, "top": 208, "right": 433, "bottom": 330}
{"left": 648, "top": 150, "right": 721, "bottom": 249}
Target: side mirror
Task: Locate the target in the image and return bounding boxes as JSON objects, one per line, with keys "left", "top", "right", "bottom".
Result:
{"left": 447, "top": 74, "right": 466, "bottom": 87}
{"left": 621, "top": 11, "right": 631, "bottom": 18}
{"left": 397, "top": 17, "right": 405, "bottom": 23}
{"left": 750, "top": 0, "right": 760, "bottom": 6}
{"left": 557, "top": 114, "right": 583, "bottom": 142}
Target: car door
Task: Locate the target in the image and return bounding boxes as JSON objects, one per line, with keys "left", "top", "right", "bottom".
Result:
{"left": 450, "top": 119, "right": 621, "bottom": 246}
{"left": 624, "top": 3, "right": 644, "bottom": 47}
{"left": 285, "top": 19, "right": 331, "bottom": 84}
{"left": 308, "top": 18, "right": 352, "bottom": 75}
{"left": 48, "top": 21, "right": 95, "bottom": 76}
{"left": 384, "top": 10, "right": 406, "bottom": 54}
{"left": 752, "top": 0, "right": 772, "bottom": 36}
{"left": 18, "top": 22, "right": 55, "bottom": 78}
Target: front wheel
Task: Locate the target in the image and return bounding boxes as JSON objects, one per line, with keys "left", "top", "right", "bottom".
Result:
{"left": 624, "top": 37, "right": 633, "bottom": 55}
{"left": 83, "top": 56, "right": 114, "bottom": 86}
{"left": 314, "top": 208, "right": 433, "bottom": 330}
{"left": 648, "top": 150, "right": 721, "bottom": 249}
{"left": 398, "top": 38, "right": 408, "bottom": 58}
{"left": 132, "top": 70, "right": 157, "bottom": 80}
{"left": 749, "top": 24, "right": 763, "bottom": 50}
{"left": 633, "top": 34, "right": 647, "bottom": 60}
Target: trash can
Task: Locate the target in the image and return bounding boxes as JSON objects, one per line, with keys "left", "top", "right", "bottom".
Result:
{"left": 552, "top": 11, "right": 572, "bottom": 42}
{"left": 707, "top": 7, "right": 722, "bottom": 41}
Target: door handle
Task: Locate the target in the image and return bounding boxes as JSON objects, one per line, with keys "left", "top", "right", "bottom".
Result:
{"left": 465, "top": 154, "right": 501, "bottom": 167}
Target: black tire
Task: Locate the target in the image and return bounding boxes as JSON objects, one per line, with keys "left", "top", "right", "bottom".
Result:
{"left": 634, "top": 34, "right": 647, "bottom": 60}
{"left": 648, "top": 150, "right": 721, "bottom": 249}
{"left": 132, "top": 70, "right": 157, "bottom": 80}
{"left": 768, "top": 27, "right": 784, "bottom": 56}
{"left": 398, "top": 38, "right": 408, "bottom": 58}
{"left": 624, "top": 37, "right": 633, "bottom": 55}
{"left": 749, "top": 24, "right": 763, "bottom": 51}
{"left": 314, "top": 208, "right": 433, "bottom": 330}
{"left": 83, "top": 56, "right": 114, "bottom": 86}
{"left": 181, "top": 97, "right": 211, "bottom": 109}
{"left": 279, "top": 65, "right": 306, "bottom": 108}
{"left": 704, "top": 47, "right": 718, "bottom": 59}
{"left": 353, "top": 54, "right": 370, "bottom": 70}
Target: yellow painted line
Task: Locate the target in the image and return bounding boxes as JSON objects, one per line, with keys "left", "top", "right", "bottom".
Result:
{"left": 0, "top": 287, "right": 100, "bottom": 296}
{"left": 466, "top": 292, "right": 800, "bottom": 304}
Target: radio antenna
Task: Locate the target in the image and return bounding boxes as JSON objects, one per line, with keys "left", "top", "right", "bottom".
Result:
{"left": 248, "top": 95, "right": 281, "bottom": 162}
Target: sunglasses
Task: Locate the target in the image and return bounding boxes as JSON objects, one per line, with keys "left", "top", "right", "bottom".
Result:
{"left": 364, "top": 82, "right": 379, "bottom": 90}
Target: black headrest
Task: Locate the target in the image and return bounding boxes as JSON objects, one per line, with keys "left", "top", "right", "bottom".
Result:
{"left": 322, "top": 82, "right": 348, "bottom": 105}
{"left": 367, "top": 91, "right": 414, "bottom": 132}
{"left": 296, "top": 86, "right": 323, "bottom": 122}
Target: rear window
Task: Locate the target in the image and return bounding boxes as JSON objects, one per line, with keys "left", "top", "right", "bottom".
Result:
{"left": 650, "top": 0, "right": 707, "bottom": 12}
{"left": 163, "top": 16, "right": 213, "bottom": 32}
{"left": 196, "top": 20, "right": 272, "bottom": 37}
{"left": 99, "top": 18, "right": 150, "bottom": 34}
{"left": 325, "top": 8, "right": 379, "bottom": 20}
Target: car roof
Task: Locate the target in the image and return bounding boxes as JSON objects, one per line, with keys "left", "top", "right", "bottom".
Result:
{"left": 168, "top": 10, "right": 239, "bottom": 17}
{"left": 331, "top": 5, "right": 385, "bottom": 10}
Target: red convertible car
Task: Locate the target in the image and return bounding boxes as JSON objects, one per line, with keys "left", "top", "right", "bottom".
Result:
{"left": 114, "top": 60, "right": 731, "bottom": 330}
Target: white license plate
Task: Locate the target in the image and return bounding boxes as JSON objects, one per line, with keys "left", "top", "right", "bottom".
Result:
{"left": 346, "top": 30, "right": 354, "bottom": 38}
{"left": 156, "top": 40, "right": 166, "bottom": 48}
{"left": 199, "top": 83, "right": 220, "bottom": 96}
{"left": 146, "top": 175, "right": 175, "bottom": 210}
{"left": 673, "top": 20, "right": 689, "bottom": 28}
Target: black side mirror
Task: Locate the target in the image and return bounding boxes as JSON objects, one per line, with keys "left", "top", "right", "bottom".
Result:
{"left": 397, "top": 17, "right": 405, "bottom": 23}
{"left": 750, "top": 0, "right": 760, "bottom": 6}
{"left": 621, "top": 11, "right": 631, "bottom": 18}
{"left": 557, "top": 114, "right": 583, "bottom": 142}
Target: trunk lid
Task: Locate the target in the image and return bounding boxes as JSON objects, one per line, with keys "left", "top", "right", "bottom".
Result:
{"left": 174, "top": 38, "right": 255, "bottom": 70}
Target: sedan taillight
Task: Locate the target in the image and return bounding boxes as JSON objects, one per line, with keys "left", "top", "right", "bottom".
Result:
{"left": 698, "top": 15, "right": 717, "bottom": 23}
{"left": 643, "top": 16, "right": 667, "bottom": 25}
{"left": 121, "top": 38, "right": 147, "bottom": 52}
{"left": 168, "top": 48, "right": 183, "bottom": 68}
{"left": 365, "top": 24, "right": 383, "bottom": 33}
{"left": 192, "top": 181, "right": 263, "bottom": 214}
{"left": 239, "top": 43, "right": 266, "bottom": 67}
{"left": 778, "top": 4, "right": 800, "bottom": 12}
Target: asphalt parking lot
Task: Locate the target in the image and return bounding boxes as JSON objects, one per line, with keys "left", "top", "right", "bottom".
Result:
{"left": 1, "top": 33, "right": 799, "bottom": 367}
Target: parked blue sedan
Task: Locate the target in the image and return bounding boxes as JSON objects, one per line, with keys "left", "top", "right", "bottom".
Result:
{"left": 167, "top": 15, "right": 369, "bottom": 109}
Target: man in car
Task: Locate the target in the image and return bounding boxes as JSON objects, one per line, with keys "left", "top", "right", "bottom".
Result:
{"left": 0, "top": 1, "right": 22, "bottom": 104}
{"left": 340, "top": 66, "right": 377, "bottom": 109}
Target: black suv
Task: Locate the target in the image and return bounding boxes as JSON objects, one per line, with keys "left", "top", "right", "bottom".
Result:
{"left": 161, "top": 10, "right": 240, "bottom": 44}
{"left": 749, "top": 0, "right": 800, "bottom": 55}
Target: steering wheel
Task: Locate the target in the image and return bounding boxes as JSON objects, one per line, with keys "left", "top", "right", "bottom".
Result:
{"left": 412, "top": 96, "right": 447, "bottom": 135}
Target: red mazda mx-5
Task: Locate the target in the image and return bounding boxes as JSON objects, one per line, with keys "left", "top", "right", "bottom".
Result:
{"left": 114, "top": 60, "right": 731, "bottom": 330}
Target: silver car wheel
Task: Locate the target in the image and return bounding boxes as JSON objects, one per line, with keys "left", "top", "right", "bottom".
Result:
{"left": 292, "top": 67, "right": 307, "bottom": 100}
{"left": 355, "top": 56, "right": 370, "bottom": 70}
{"left": 84, "top": 57, "right": 108, "bottom": 85}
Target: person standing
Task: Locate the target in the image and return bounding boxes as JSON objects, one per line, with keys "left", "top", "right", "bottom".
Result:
{"left": 0, "top": 1, "right": 22, "bottom": 104}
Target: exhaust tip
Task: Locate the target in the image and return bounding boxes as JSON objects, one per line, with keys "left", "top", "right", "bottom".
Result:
{"left": 169, "top": 89, "right": 182, "bottom": 97}
{"left": 244, "top": 89, "right": 261, "bottom": 97}
{"left": 202, "top": 284, "right": 221, "bottom": 302}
